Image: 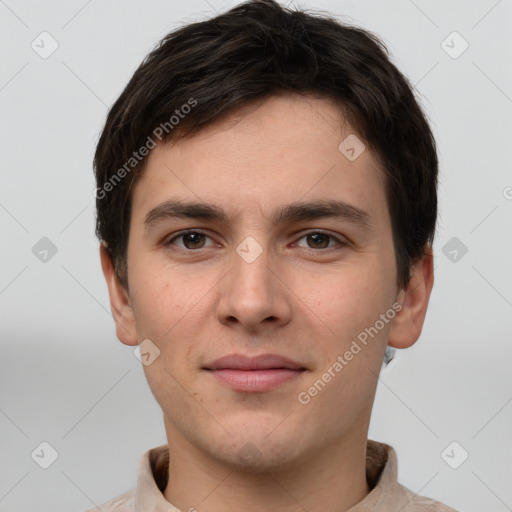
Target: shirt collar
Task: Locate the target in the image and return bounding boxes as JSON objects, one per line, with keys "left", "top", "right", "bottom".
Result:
{"left": 133, "top": 439, "right": 417, "bottom": 511}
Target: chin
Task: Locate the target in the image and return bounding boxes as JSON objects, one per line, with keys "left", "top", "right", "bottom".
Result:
{"left": 211, "top": 437, "right": 305, "bottom": 473}
{"left": 201, "top": 417, "right": 311, "bottom": 473}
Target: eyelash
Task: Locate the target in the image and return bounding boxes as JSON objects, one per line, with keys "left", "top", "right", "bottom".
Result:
{"left": 165, "top": 230, "right": 347, "bottom": 252}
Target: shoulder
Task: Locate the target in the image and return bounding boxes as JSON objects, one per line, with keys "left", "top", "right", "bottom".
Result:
{"left": 364, "top": 440, "right": 459, "bottom": 512}
{"left": 394, "top": 482, "right": 459, "bottom": 511}
{"left": 81, "top": 487, "right": 135, "bottom": 512}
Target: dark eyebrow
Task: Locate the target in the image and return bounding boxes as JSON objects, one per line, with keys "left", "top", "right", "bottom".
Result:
{"left": 273, "top": 200, "right": 372, "bottom": 230}
{"left": 144, "top": 200, "right": 230, "bottom": 228}
{"left": 144, "top": 199, "right": 373, "bottom": 231}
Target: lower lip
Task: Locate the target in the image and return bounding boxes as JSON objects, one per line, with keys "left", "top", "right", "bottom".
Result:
{"left": 207, "top": 369, "right": 304, "bottom": 392}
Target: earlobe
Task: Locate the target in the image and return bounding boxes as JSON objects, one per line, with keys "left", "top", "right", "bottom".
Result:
{"left": 99, "top": 242, "right": 139, "bottom": 346}
{"left": 387, "top": 247, "right": 434, "bottom": 349}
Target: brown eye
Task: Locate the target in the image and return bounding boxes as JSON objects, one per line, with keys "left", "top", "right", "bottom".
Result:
{"left": 181, "top": 232, "right": 206, "bottom": 249}
{"left": 168, "top": 231, "right": 213, "bottom": 250}
{"left": 306, "top": 233, "right": 330, "bottom": 249}
{"left": 295, "top": 231, "right": 345, "bottom": 250}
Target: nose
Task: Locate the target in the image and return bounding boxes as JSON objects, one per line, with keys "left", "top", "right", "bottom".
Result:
{"left": 216, "top": 242, "right": 292, "bottom": 333}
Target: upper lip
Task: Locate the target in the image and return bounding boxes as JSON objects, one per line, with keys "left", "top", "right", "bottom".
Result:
{"left": 203, "top": 354, "right": 306, "bottom": 371}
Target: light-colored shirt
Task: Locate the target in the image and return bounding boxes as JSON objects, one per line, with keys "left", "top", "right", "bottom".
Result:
{"left": 84, "top": 439, "right": 458, "bottom": 511}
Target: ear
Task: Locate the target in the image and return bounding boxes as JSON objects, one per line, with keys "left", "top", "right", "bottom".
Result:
{"left": 99, "top": 241, "right": 138, "bottom": 346}
{"left": 387, "top": 246, "right": 434, "bottom": 349}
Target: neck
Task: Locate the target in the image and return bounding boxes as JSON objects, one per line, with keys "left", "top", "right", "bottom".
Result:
{"left": 162, "top": 428, "right": 370, "bottom": 512}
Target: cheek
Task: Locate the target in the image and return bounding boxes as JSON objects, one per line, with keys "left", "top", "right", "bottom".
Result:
{"left": 130, "top": 259, "right": 194, "bottom": 333}
{"left": 134, "top": 273, "right": 203, "bottom": 406}
{"left": 130, "top": 266, "right": 215, "bottom": 374}
{"left": 131, "top": 280, "right": 174, "bottom": 337}
{"left": 297, "top": 261, "right": 390, "bottom": 341}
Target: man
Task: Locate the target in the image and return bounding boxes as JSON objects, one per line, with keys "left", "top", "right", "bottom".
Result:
{"left": 90, "top": 0, "right": 457, "bottom": 510}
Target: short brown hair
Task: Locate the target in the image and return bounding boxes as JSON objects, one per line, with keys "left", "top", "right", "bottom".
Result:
{"left": 94, "top": 0, "right": 438, "bottom": 291}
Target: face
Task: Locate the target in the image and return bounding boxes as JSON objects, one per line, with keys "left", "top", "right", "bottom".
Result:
{"left": 104, "top": 93, "right": 422, "bottom": 471}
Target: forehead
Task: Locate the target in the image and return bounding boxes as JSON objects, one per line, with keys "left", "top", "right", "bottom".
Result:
{"left": 130, "top": 93, "right": 388, "bottom": 230}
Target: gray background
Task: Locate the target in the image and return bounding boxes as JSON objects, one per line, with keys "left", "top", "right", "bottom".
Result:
{"left": 0, "top": 0, "right": 511, "bottom": 511}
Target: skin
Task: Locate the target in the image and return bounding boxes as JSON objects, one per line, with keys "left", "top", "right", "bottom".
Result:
{"left": 101, "top": 92, "right": 434, "bottom": 512}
